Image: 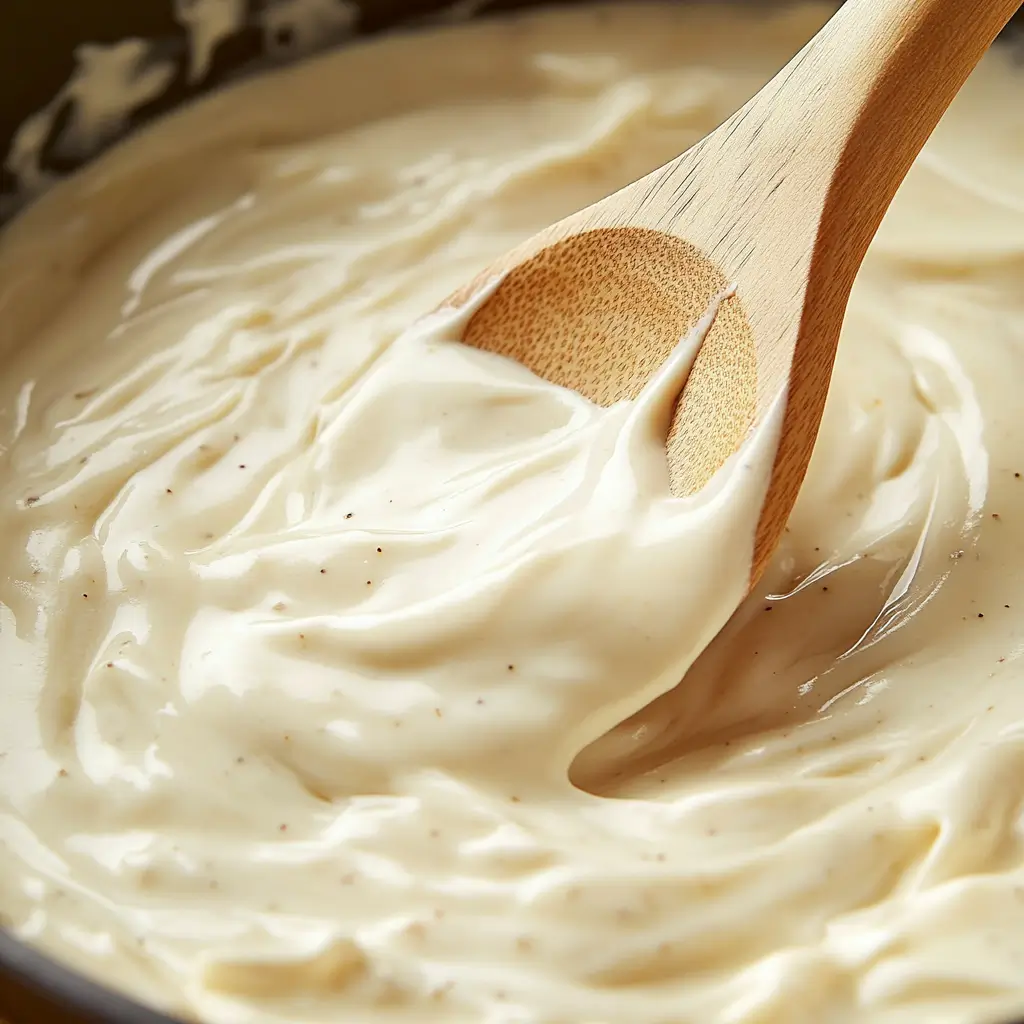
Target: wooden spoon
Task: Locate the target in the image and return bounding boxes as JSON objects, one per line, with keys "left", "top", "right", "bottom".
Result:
{"left": 446, "top": 0, "right": 1020, "bottom": 586}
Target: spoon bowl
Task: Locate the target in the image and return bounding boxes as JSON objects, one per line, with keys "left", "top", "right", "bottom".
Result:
{"left": 448, "top": 0, "right": 1021, "bottom": 584}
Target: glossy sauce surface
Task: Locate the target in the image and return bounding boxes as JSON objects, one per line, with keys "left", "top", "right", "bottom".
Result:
{"left": 1, "top": 5, "right": 1024, "bottom": 1022}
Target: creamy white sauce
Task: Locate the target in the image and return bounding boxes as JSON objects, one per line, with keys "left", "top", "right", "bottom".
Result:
{"left": 1, "top": 4, "right": 1024, "bottom": 1023}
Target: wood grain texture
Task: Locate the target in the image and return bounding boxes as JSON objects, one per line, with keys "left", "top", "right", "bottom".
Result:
{"left": 454, "top": 0, "right": 1021, "bottom": 587}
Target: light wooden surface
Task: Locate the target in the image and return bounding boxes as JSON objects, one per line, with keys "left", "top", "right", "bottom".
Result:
{"left": 456, "top": 0, "right": 1021, "bottom": 585}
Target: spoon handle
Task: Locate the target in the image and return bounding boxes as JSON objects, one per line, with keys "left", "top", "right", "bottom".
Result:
{"left": 784, "top": 0, "right": 1022, "bottom": 275}
{"left": 659, "top": 0, "right": 1022, "bottom": 579}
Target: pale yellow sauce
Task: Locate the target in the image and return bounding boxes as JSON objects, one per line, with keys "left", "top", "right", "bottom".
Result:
{"left": 1, "top": 4, "right": 1024, "bottom": 1023}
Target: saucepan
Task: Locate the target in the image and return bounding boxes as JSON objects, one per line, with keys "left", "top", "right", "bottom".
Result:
{"left": 0, "top": 1, "right": 1022, "bottom": 1022}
